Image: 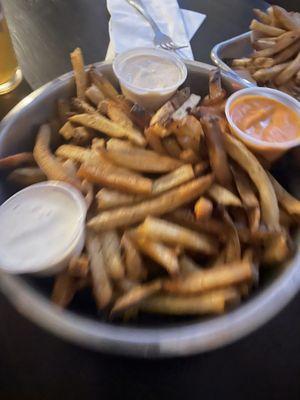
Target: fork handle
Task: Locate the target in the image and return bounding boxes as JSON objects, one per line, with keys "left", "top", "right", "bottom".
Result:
{"left": 126, "top": 0, "right": 160, "bottom": 32}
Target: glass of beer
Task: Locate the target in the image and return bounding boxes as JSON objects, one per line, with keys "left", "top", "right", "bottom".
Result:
{"left": 0, "top": 3, "right": 22, "bottom": 95}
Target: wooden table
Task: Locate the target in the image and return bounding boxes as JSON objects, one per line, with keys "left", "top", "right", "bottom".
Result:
{"left": 2, "top": 1, "right": 300, "bottom": 399}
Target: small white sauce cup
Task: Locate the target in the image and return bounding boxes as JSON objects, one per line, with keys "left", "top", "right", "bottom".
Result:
{"left": 0, "top": 181, "right": 87, "bottom": 275}
{"left": 113, "top": 47, "right": 187, "bottom": 110}
{"left": 225, "top": 87, "right": 300, "bottom": 161}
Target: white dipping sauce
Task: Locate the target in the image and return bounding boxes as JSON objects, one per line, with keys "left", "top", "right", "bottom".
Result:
{"left": 0, "top": 182, "right": 86, "bottom": 274}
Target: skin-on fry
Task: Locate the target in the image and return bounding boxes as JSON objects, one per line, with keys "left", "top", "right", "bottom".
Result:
{"left": 273, "top": 6, "right": 300, "bottom": 30}
{"left": 163, "top": 136, "right": 182, "bottom": 158}
{"left": 131, "top": 234, "right": 179, "bottom": 275}
{"left": 69, "top": 113, "right": 145, "bottom": 146}
{"left": 250, "top": 19, "right": 286, "bottom": 37}
{"left": 253, "top": 30, "right": 300, "bottom": 58}
{"left": 111, "top": 280, "right": 162, "bottom": 315}
{"left": 106, "top": 138, "right": 134, "bottom": 151}
{"left": 163, "top": 259, "right": 253, "bottom": 295}
{"left": 252, "top": 62, "right": 290, "bottom": 83}
{"left": 7, "top": 167, "right": 46, "bottom": 186}
{"left": 77, "top": 162, "right": 153, "bottom": 194}
{"left": 231, "top": 165, "right": 259, "bottom": 208}
{"left": 0, "top": 152, "right": 35, "bottom": 170}
{"left": 222, "top": 209, "right": 241, "bottom": 262}
{"left": 86, "top": 232, "right": 112, "bottom": 309}
{"left": 70, "top": 48, "right": 88, "bottom": 99}
{"left": 137, "top": 216, "right": 217, "bottom": 255}
{"left": 152, "top": 164, "right": 195, "bottom": 193}
{"left": 268, "top": 173, "right": 300, "bottom": 217}
{"left": 275, "top": 52, "right": 300, "bottom": 85}
{"left": 140, "top": 288, "right": 240, "bottom": 315}
{"left": 71, "top": 97, "right": 95, "bottom": 113}
{"left": 208, "top": 183, "right": 242, "bottom": 207}
{"left": 59, "top": 121, "right": 75, "bottom": 140}
{"left": 56, "top": 144, "right": 98, "bottom": 164}
{"left": 202, "top": 116, "right": 232, "bottom": 188}
{"left": 121, "top": 233, "right": 147, "bottom": 281}
{"left": 68, "top": 254, "right": 89, "bottom": 278}
{"left": 87, "top": 174, "right": 213, "bottom": 231}
{"left": 89, "top": 67, "right": 119, "bottom": 100}
{"left": 97, "top": 188, "right": 143, "bottom": 209}
{"left": 194, "top": 197, "right": 213, "bottom": 220}
{"left": 100, "top": 147, "right": 182, "bottom": 173}
{"left": 33, "top": 124, "right": 81, "bottom": 189}
{"left": 223, "top": 133, "right": 280, "bottom": 231}
{"left": 101, "top": 230, "right": 125, "bottom": 280}
{"left": 272, "top": 40, "right": 300, "bottom": 65}
{"left": 85, "top": 84, "right": 105, "bottom": 105}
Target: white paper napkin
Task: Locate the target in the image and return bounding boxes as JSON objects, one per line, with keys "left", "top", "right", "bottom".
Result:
{"left": 106, "top": 0, "right": 206, "bottom": 61}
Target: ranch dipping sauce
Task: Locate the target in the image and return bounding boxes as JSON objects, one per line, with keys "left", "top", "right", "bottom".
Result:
{"left": 0, "top": 181, "right": 87, "bottom": 275}
{"left": 113, "top": 47, "right": 187, "bottom": 110}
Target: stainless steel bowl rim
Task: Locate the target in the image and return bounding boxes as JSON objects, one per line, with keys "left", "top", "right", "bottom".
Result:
{"left": 1, "top": 60, "right": 300, "bottom": 358}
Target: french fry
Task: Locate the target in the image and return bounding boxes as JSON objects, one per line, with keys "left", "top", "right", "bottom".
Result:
{"left": 100, "top": 147, "right": 182, "bottom": 173}
{"left": 69, "top": 113, "right": 145, "bottom": 146}
{"left": 68, "top": 254, "right": 89, "bottom": 278}
{"left": 172, "top": 115, "right": 203, "bottom": 152}
{"left": 106, "top": 138, "right": 134, "bottom": 151}
{"left": 101, "top": 230, "right": 125, "bottom": 280}
{"left": 163, "top": 136, "right": 182, "bottom": 158}
{"left": 131, "top": 234, "right": 179, "bottom": 275}
{"left": 86, "top": 232, "right": 112, "bottom": 309}
{"left": 56, "top": 144, "right": 99, "bottom": 164}
{"left": 208, "top": 183, "right": 242, "bottom": 207}
{"left": 201, "top": 69, "right": 226, "bottom": 106}
{"left": 0, "top": 152, "right": 35, "bottom": 170}
{"left": 33, "top": 124, "right": 81, "bottom": 189}
{"left": 89, "top": 67, "right": 119, "bottom": 100}
{"left": 7, "top": 167, "right": 46, "bottom": 186}
{"left": 268, "top": 173, "right": 300, "bottom": 217}
{"left": 273, "top": 6, "right": 300, "bottom": 30}
{"left": 85, "top": 84, "right": 105, "bottom": 105}
{"left": 180, "top": 255, "right": 201, "bottom": 275}
{"left": 252, "top": 62, "right": 290, "bottom": 83}
{"left": 194, "top": 197, "right": 213, "bottom": 220}
{"left": 52, "top": 272, "right": 80, "bottom": 308}
{"left": 59, "top": 121, "right": 75, "bottom": 140}
{"left": 232, "top": 58, "right": 253, "bottom": 68}
{"left": 140, "top": 288, "right": 240, "bottom": 315}
{"left": 78, "top": 162, "right": 153, "bottom": 194}
{"left": 71, "top": 97, "right": 95, "bottom": 113}
{"left": 121, "top": 233, "right": 147, "bottom": 281}
{"left": 137, "top": 216, "right": 217, "bottom": 255}
{"left": 97, "top": 188, "right": 143, "bottom": 209}
{"left": 275, "top": 51, "right": 300, "bottom": 85}
{"left": 253, "top": 57, "right": 274, "bottom": 68}
{"left": 111, "top": 280, "right": 162, "bottom": 315}
{"left": 223, "top": 133, "right": 280, "bottom": 231}
{"left": 87, "top": 174, "right": 213, "bottom": 231}
{"left": 153, "top": 164, "right": 194, "bottom": 193}
{"left": 72, "top": 126, "right": 93, "bottom": 145}
{"left": 164, "top": 258, "right": 253, "bottom": 295}
{"left": 194, "top": 161, "right": 210, "bottom": 176}
{"left": 144, "top": 128, "right": 167, "bottom": 154}
{"left": 262, "top": 229, "right": 292, "bottom": 264}
{"left": 250, "top": 19, "right": 286, "bottom": 37}
{"left": 253, "top": 30, "right": 300, "bottom": 58}
{"left": 222, "top": 209, "right": 241, "bottom": 262}
{"left": 70, "top": 48, "right": 88, "bottom": 99}
{"left": 231, "top": 165, "right": 259, "bottom": 208}
{"left": 202, "top": 116, "right": 232, "bottom": 188}
{"left": 272, "top": 40, "right": 300, "bottom": 65}
{"left": 253, "top": 8, "right": 272, "bottom": 25}
{"left": 179, "top": 149, "right": 199, "bottom": 163}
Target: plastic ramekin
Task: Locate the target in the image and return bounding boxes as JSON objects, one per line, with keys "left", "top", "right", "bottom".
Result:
{"left": 225, "top": 87, "right": 300, "bottom": 161}
{"left": 0, "top": 181, "right": 87, "bottom": 275}
{"left": 113, "top": 47, "right": 187, "bottom": 110}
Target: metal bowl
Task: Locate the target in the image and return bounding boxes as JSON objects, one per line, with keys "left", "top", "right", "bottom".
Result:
{"left": 1, "top": 60, "right": 300, "bottom": 358}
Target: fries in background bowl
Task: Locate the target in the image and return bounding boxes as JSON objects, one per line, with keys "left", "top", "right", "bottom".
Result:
{"left": 1, "top": 48, "right": 300, "bottom": 325}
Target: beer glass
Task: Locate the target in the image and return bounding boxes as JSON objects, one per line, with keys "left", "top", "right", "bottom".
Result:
{"left": 0, "top": 3, "right": 22, "bottom": 94}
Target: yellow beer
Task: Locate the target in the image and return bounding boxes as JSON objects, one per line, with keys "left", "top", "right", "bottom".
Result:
{"left": 0, "top": 8, "right": 21, "bottom": 93}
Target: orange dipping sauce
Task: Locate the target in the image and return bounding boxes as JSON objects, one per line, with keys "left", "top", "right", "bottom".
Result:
{"left": 229, "top": 95, "right": 300, "bottom": 143}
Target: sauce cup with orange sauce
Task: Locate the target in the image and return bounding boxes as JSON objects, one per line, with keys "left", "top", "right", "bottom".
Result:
{"left": 225, "top": 87, "right": 300, "bottom": 161}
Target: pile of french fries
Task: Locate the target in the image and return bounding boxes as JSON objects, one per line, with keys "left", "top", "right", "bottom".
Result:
{"left": 231, "top": 5, "right": 300, "bottom": 100}
{"left": 1, "top": 47, "right": 300, "bottom": 321}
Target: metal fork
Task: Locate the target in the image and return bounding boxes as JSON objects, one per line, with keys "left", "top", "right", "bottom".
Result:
{"left": 126, "top": 0, "right": 188, "bottom": 51}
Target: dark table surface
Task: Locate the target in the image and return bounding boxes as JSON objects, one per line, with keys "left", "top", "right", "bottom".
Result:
{"left": 1, "top": 1, "right": 300, "bottom": 399}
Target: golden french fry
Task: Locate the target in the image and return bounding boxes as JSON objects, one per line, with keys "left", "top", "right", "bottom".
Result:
{"left": 202, "top": 116, "right": 232, "bottom": 188}
{"left": 254, "top": 39, "right": 276, "bottom": 50}
{"left": 222, "top": 209, "right": 241, "bottom": 262}
{"left": 85, "top": 84, "right": 105, "bottom": 105}
{"left": 59, "top": 121, "right": 75, "bottom": 140}
{"left": 273, "top": 6, "right": 300, "bottom": 30}
{"left": 33, "top": 124, "right": 81, "bottom": 189}
{"left": 121, "top": 233, "right": 147, "bottom": 281}
{"left": 89, "top": 67, "right": 119, "bottom": 100}
{"left": 253, "top": 57, "right": 274, "bottom": 67}
{"left": 91, "top": 138, "right": 105, "bottom": 151}
{"left": 232, "top": 58, "right": 253, "bottom": 67}
{"left": 268, "top": 172, "right": 300, "bottom": 217}
{"left": 78, "top": 162, "right": 153, "bottom": 195}
{"left": 71, "top": 97, "right": 95, "bottom": 113}
{"left": 137, "top": 216, "right": 217, "bottom": 255}
{"left": 253, "top": 8, "right": 272, "bottom": 24}
{"left": 97, "top": 188, "right": 144, "bottom": 209}
{"left": 152, "top": 164, "right": 195, "bottom": 193}
{"left": 56, "top": 144, "right": 98, "bottom": 164}
{"left": 143, "top": 128, "right": 167, "bottom": 154}
{"left": 101, "top": 230, "right": 125, "bottom": 280}
{"left": 180, "top": 149, "right": 199, "bottom": 163}
{"left": 194, "top": 197, "right": 213, "bottom": 220}
{"left": 0, "top": 152, "right": 35, "bottom": 170}
{"left": 86, "top": 232, "right": 112, "bottom": 309}
{"left": 68, "top": 254, "right": 89, "bottom": 278}
{"left": 163, "top": 136, "right": 182, "bottom": 158}
{"left": 250, "top": 19, "right": 286, "bottom": 36}
{"left": 88, "top": 174, "right": 213, "bottom": 231}
{"left": 7, "top": 167, "right": 46, "bottom": 186}
{"left": 163, "top": 259, "right": 253, "bottom": 295}
{"left": 140, "top": 288, "right": 240, "bottom": 315}
{"left": 223, "top": 133, "right": 279, "bottom": 231}
{"left": 72, "top": 126, "right": 93, "bottom": 145}
{"left": 100, "top": 147, "right": 182, "bottom": 173}
{"left": 273, "top": 40, "right": 300, "bottom": 65}
{"left": 111, "top": 280, "right": 162, "bottom": 315}
{"left": 253, "top": 30, "right": 300, "bottom": 58}
{"left": 52, "top": 272, "right": 79, "bottom": 308}
{"left": 70, "top": 48, "right": 88, "bottom": 99}
{"left": 262, "top": 229, "right": 292, "bottom": 265}
{"left": 208, "top": 183, "right": 242, "bottom": 207}
{"left": 275, "top": 52, "right": 300, "bottom": 85}
{"left": 252, "top": 62, "right": 290, "bottom": 83}
{"left": 231, "top": 165, "right": 259, "bottom": 208}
